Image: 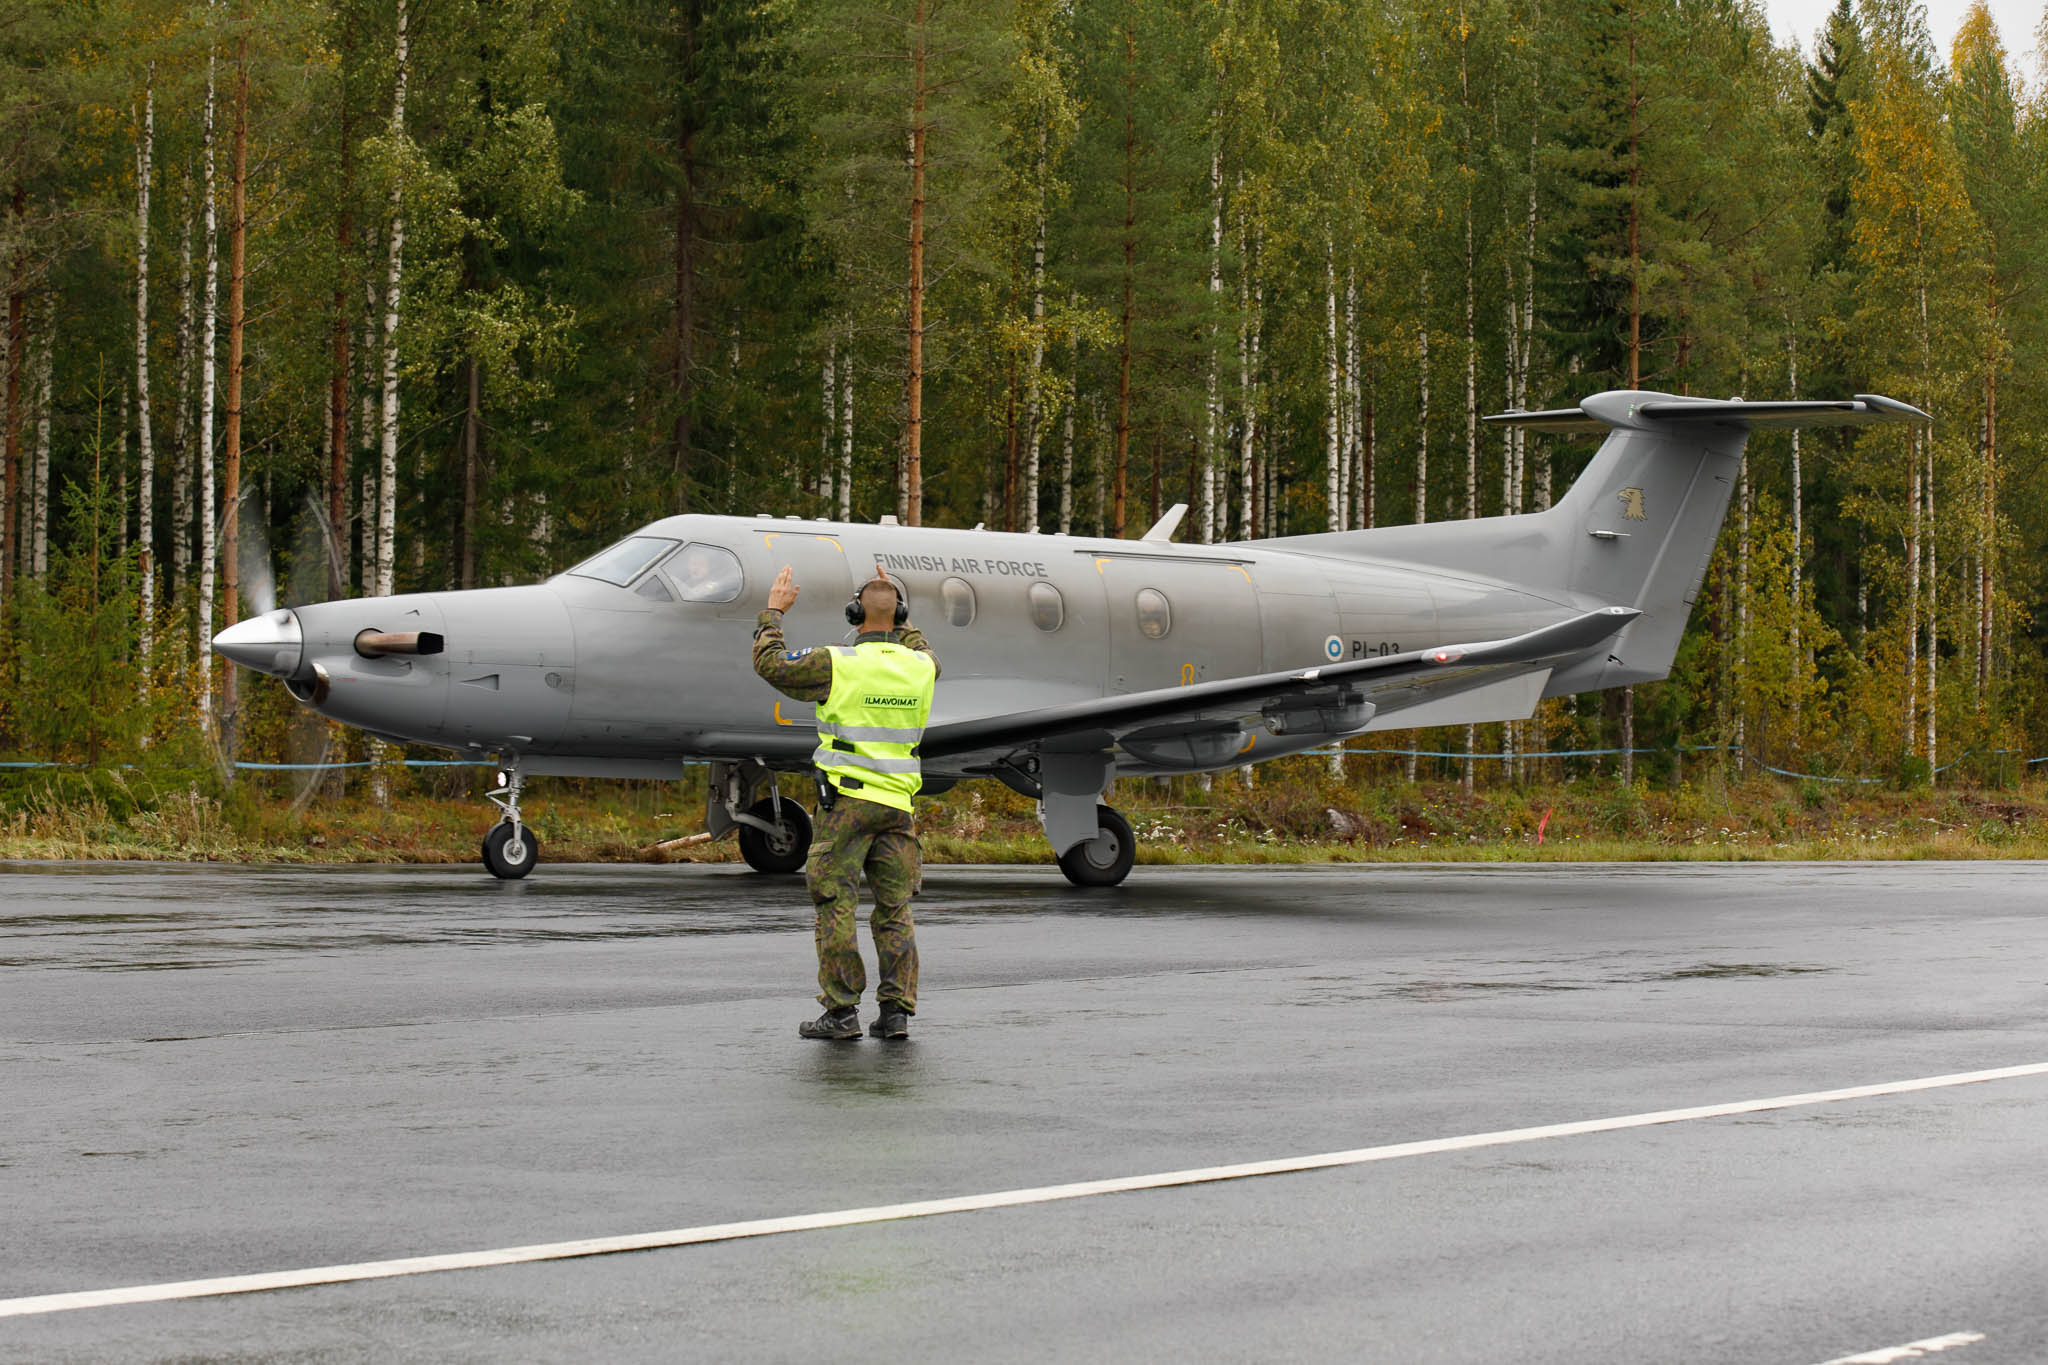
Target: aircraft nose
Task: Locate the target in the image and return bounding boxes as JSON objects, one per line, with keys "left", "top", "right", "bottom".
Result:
{"left": 212, "top": 608, "right": 305, "bottom": 678}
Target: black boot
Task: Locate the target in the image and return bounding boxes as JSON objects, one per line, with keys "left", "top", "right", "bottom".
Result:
{"left": 869, "top": 1004, "right": 910, "bottom": 1039}
{"left": 799, "top": 1005, "right": 862, "bottom": 1040}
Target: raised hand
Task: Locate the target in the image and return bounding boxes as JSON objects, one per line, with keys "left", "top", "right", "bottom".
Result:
{"left": 768, "top": 565, "right": 799, "bottom": 612}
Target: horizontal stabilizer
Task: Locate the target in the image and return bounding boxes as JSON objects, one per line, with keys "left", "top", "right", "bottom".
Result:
{"left": 1484, "top": 392, "right": 1931, "bottom": 436}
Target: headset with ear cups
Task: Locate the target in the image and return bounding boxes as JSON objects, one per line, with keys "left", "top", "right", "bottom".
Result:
{"left": 845, "top": 577, "right": 910, "bottom": 627}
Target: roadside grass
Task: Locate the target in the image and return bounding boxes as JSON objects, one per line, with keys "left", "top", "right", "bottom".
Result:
{"left": 4, "top": 756, "right": 2047, "bottom": 866}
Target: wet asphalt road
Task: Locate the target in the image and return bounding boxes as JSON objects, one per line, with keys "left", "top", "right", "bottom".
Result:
{"left": 1, "top": 858, "right": 2045, "bottom": 1364}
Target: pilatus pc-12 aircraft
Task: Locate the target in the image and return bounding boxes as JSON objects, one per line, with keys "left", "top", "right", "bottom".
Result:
{"left": 214, "top": 388, "right": 1927, "bottom": 886}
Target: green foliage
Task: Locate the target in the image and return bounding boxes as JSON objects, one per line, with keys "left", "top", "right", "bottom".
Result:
{"left": 8, "top": 0, "right": 2048, "bottom": 790}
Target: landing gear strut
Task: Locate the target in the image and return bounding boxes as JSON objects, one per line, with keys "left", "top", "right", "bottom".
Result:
{"left": 1056, "top": 804, "right": 1135, "bottom": 888}
{"left": 482, "top": 763, "right": 539, "bottom": 879}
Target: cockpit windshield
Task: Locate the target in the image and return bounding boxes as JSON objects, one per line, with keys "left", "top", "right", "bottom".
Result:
{"left": 562, "top": 536, "right": 679, "bottom": 587}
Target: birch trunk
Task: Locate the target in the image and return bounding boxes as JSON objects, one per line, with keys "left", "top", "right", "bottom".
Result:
{"left": 1979, "top": 282, "right": 1995, "bottom": 706}
{"left": 1236, "top": 237, "right": 1253, "bottom": 540}
{"left": 1024, "top": 198, "right": 1047, "bottom": 535}
{"left": 197, "top": 41, "right": 221, "bottom": 729}
{"left": 33, "top": 306, "right": 52, "bottom": 578}
{"left": 459, "top": 358, "right": 479, "bottom": 589}
{"left": 3, "top": 187, "right": 22, "bottom": 605}
{"left": 136, "top": 68, "right": 157, "bottom": 672}
{"left": 1736, "top": 450, "right": 1750, "bottom": 766}
{"left": 329, "top": 71, "right": 353, "bottom": 600}
{"left": 838, "top": 356, "right": 853, "bottom": 522}
{"left": 1925, "top": 436, "right": 1937, "bottom": 773}
{"left": 901, "top": 0, "right": 929, "bottom": 525}
{"left": 1200, "top": 139, "right": 1221, "bottom": 543}
{"left": 221, "top": 37, "right": 248, "bottom": 726}
{"left": 1344, "top": 267, "right": 1359, "bottom": 529}
{"left": 1786, "top": 320, "right": 1801, "bottom": 735}
{"left": 1461, "top": 176, "right": 1477, "bottom": 794}
{"left": 819, "top": 340, "right": 835, "bottom": 506}
{"left": 1060, "top": 312, "right": 1076, "bottom": 534}
{"left": 1906, "top": 428, "right": 1920, "bottom": 750}
{"left": 1414, "top": 270, "right": 1429, "bottom": 525}
{"left": 1114, "top": 9, "right": 1135, "bottom": 538}
{"left": 376, "top": 0, "right": 409, "bottom": 600}
{"left": 1323, "top": 241, "right": 1340, "bottom": 533}
{"left": 358, "top": 272, "right": 376, "bottom": 590}
{"left": 172, "top": 181, "right": 194, "bottom": 601}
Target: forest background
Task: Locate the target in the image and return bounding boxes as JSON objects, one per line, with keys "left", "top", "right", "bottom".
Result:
{"left": 4, "top": 0, "right": 2048, "bottom": 845}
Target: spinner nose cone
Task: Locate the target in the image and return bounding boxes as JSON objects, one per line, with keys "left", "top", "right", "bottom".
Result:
{"left": 212, "top": 608, "right": 305, "bottom": 678}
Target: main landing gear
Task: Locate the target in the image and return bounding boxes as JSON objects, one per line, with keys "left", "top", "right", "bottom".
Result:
{"left": 710, "top": 759, "right": 815, "bottom": 874}
{"left": 482, "top": 763, "right": 539, "bottom": 879}
{"left": 1027, "top": 754, "right": 1134, "bottom": 888}
{"left": 1056, "top": 804, "right": 1136, "bottom": 888}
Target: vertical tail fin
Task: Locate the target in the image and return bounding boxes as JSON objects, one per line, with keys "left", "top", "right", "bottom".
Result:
{"left": 1484, "top": 390, "right": 1929, "bottom": 689}
{"left": 1259, "top": 389, "right": 1929, "bottom": 692}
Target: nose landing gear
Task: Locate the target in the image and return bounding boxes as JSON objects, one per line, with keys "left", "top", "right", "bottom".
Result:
{"left": 708, "top": 759, "right": 816, "bottom": 874}
{"left": 482, "top": 764, "right": 540, "bottom": 879}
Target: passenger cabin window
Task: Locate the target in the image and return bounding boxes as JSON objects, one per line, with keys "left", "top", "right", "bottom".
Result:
{"left": 1028, "top": 582, "right": 1064, "bottom": 633}
{"left": 1135, "top": 587, "right": 1171, "bottom": 639}
{"left": 660, "top": 542, "right": 744, "bottom": 603}
{"left": 941, "top": 576, "right": 976, "bottom": 627}
{"left": 565, "top": 536, "right": 678, "bottom": 587}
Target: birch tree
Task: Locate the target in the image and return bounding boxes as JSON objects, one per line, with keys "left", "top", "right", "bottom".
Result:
{"left": 134, "top": 64, "right": 157, "bottom": 675}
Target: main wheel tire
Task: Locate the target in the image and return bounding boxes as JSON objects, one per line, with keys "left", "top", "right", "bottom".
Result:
{"left": 738, "top": 797, "right": 812, "bottom": 874}
{"left": 482, "top": 821, "right": 539, "bottom": 880}
{"left": 1056, "top": 804, "right": 1135, "bottom": 887}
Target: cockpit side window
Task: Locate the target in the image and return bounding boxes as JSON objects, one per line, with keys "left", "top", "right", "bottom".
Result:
{"left": 659, "top": 542, "right": 745, "bottom": 604}
{"left": 564, "top": 536, "right": 679, "bottom": 587}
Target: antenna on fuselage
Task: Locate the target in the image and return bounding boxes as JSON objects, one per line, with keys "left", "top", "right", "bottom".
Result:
{"left": 1141, "top": 503, "right": 1187, "bottom": 543}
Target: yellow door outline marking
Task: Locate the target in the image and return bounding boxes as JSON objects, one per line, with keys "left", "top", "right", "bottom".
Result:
{"left": 1238, "top": 734, "right": 1257, "bottom": 755}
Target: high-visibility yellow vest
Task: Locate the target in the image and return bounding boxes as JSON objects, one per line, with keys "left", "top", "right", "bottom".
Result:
{"left": 814, "top": 641, "right": 937, "bottom": 812}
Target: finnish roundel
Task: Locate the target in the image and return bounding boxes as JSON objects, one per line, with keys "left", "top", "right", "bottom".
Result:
{"left": 1323, "top": 635, "right": 1344, "bottom": 661}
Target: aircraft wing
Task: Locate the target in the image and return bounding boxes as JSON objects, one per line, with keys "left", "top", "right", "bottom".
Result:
{"left": 920, "top": 606, "right": 1638, "bottom": 763}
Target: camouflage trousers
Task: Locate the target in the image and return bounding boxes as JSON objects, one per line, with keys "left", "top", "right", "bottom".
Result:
{"left": 808, "top": 796, "right": 920, "bottom": 1013}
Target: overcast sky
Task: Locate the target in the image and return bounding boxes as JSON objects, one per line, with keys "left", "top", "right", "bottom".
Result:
{"left": 1764, "top": 0, "right": 2044, "bottom": 83}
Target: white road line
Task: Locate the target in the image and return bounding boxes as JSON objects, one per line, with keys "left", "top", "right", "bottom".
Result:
{"left": 4, "top": 1061, "right": 2046, "bottom": 1319}
{"left": 1814, "top": 1330, "right": 1986, "bottom": 1363}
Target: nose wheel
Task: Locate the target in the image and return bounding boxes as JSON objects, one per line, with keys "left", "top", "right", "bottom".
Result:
{"left": 737, "top": 797, "right": 812, "bottom": 874}
{"left": 482, "top": 764, "right": 539, "bottom": 880}
{"left": 483, "top": 820, "right": 540, "bottom": 879}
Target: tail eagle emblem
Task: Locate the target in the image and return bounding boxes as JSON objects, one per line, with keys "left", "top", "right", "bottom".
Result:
{"left": 1617, "top": 487, "right": 1648, "bottom": 521}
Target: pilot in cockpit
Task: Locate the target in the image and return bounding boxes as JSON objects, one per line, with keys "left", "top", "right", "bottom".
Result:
{"left": 672, "top": 544, "right": 742, "bottom": 602}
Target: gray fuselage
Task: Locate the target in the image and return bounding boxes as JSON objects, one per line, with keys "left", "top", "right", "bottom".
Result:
{"left": 287, "top": 513, "right": 1577, "bottom": 780}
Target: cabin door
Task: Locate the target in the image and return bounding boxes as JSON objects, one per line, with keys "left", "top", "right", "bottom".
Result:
{"left": 1096, "top": 555, "right": 1263, "bottom": 694}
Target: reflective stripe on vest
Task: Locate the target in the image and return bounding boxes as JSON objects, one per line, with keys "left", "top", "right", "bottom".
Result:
{"left": 814, "top": 641, "right": 937, "bottom": 812}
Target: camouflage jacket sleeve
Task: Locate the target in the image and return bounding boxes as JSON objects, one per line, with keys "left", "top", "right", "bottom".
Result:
{"left": 752, "top": 611, "right": 833, "bottom": 703}
{"left": 897, "top": 625, "right": 941, "bottom": 680}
